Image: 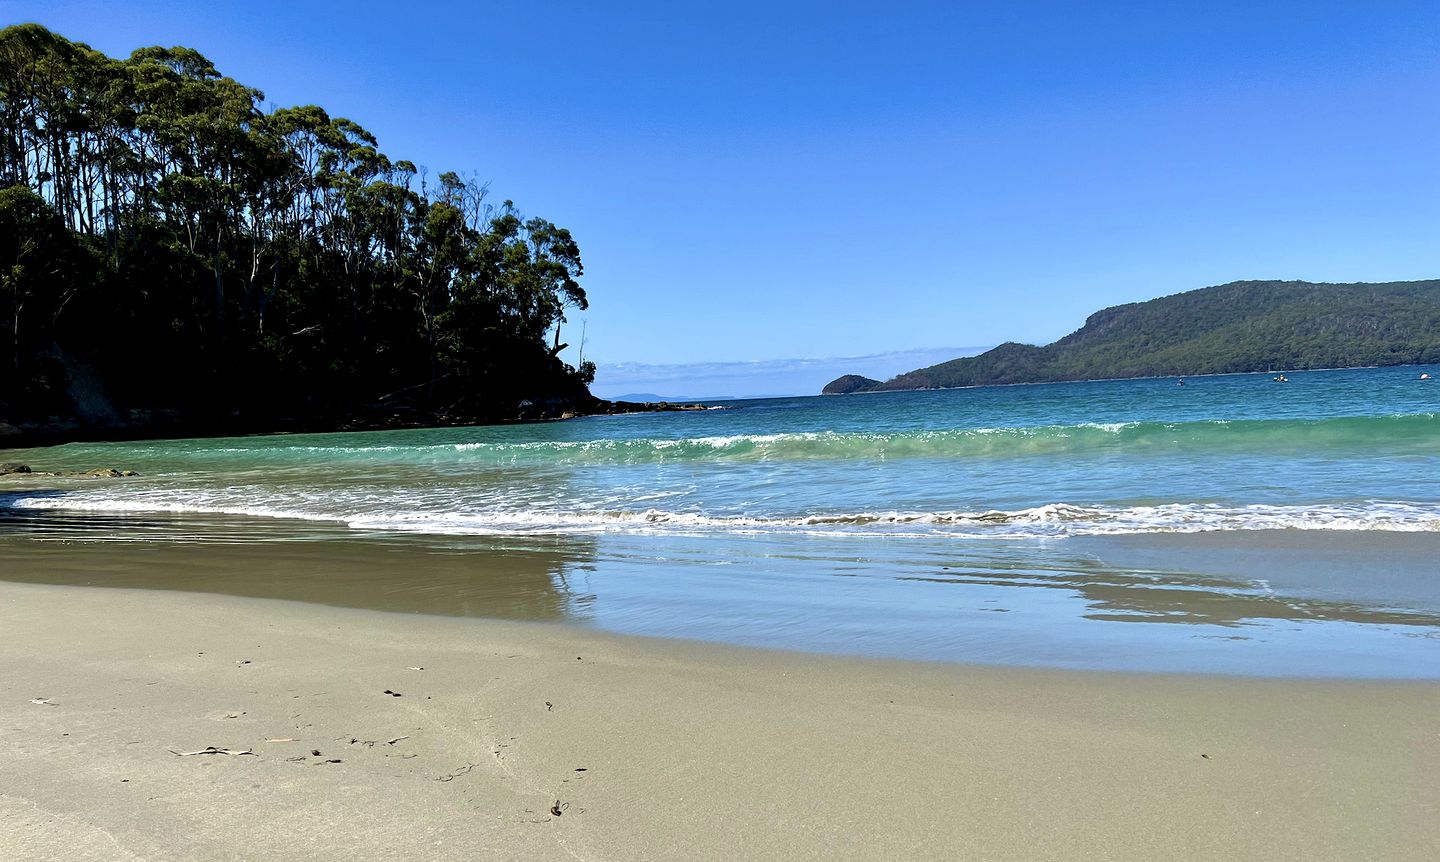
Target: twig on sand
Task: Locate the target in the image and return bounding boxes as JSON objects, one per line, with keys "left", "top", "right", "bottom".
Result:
{"left": 435, "top": 763, "right": 477, "bottom": 782}
{"left": 169, "top": 747, "right": 256, "bottom": 757}
{"left": 347, "top": 735, "right": 408, "bottom": 747}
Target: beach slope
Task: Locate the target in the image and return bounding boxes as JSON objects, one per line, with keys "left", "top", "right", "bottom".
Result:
{"left": 1, "top": 581, "right": 1436, "bottom": 861}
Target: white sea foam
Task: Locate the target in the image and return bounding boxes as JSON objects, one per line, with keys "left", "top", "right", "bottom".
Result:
{"left": 9, "top": 493, "right": 1440, "bottom": 538}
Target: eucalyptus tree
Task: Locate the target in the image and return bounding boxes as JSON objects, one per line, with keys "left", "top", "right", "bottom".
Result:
{"left": 0, "top": 23, "right": 599, "bottom": 428}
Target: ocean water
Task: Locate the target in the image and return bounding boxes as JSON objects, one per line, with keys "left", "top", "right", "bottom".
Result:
{"left": 4, "top": 366, "right": 1440, "bottom": 676}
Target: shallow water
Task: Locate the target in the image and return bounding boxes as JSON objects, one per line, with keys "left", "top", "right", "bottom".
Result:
{"left": 3, "top": 366, "right": 1440, "bottom": 676}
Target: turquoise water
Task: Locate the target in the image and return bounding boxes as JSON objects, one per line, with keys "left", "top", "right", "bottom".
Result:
{"left": 4, "top": 366, "right": 1440, "bottom": 676}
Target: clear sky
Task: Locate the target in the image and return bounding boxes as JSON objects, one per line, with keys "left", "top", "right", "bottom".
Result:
{"left": 5, "top": 1, "right": 1439, "bottom": 395}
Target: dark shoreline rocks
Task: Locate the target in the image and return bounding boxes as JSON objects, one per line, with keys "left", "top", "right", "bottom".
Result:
{"left": 0, "top": 397, "right": 709, "bottom": 451}
{"left": 0, "top": 463, "right": 138, "bottom": 478}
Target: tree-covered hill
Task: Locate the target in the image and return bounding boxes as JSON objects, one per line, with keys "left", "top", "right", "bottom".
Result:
{"left": 820, "top": 374, "right": 881, "bottom": 395}
{"left": 824, "top": 280, "right": 1440, "bottom": 393}
{"left": 1, "top": 24, "right": 603, "bottom": 443}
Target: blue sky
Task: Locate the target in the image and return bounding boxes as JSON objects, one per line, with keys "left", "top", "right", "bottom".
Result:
{"left": 6, "top": 1, "right": 1439, "bottom": 395}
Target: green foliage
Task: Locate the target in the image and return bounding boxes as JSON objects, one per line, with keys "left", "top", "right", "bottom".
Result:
{"left": 832, "top": 280, "right": 1440, "bottom": 393}
{"left": 0, "top": 25, "right": 593, "bottom": 424}
{"left": 0, "top": 183, "right": 101, "bottom": 411}
{"left": 820, "top": 374, "right": 880, "bottom": 395}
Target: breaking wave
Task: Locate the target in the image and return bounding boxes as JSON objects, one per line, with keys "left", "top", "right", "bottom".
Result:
{"left": 8, "top": 494, "right": 1440, "bottom": 538}
{"left": 163, "top": 413, "right": 1440, "bottom": 466}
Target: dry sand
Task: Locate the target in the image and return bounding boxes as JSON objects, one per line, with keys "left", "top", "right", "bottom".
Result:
{"left": 1, "top": 580, "right": 1437, "bottom": 861}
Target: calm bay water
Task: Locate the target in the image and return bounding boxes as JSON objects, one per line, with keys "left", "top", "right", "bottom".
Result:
{"left": 4, "top": 366, "right": 1440, "bottom": 676}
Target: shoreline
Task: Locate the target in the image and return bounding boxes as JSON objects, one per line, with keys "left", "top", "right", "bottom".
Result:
{"left": 1, "top": 517, "right": 1437, "bottom": 678}
{"left": 0, "top": 397, "right": 709, "bottom": 452}
{"left": 3, "top": 579, "right": 1438, "bottom": 860}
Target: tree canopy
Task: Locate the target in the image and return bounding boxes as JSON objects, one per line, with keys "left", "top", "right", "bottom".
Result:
{"left": 0, "top": 24, "right": 596, "bottom": 434}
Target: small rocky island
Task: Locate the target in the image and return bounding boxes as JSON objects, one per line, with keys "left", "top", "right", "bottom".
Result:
{"left": 820, "top": 375, "right": 882, "bottom": 395}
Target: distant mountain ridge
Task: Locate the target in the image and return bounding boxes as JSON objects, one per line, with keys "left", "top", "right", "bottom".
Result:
{"left": 823, "top": 280, "right": 1440, "bottom": 393}
{"left": 612, "top": 393, "right": 738, "bottom": 403}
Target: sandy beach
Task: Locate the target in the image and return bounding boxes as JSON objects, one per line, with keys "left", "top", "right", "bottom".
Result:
{"left": 5, "top": 3, "right": 1439, "bottom": 859}
{"left": 2, "top": 579, "right": 1437, "bottom": 861}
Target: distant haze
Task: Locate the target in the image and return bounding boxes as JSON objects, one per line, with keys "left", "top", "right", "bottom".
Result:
{"left": 591, "top": 347, "right": 988, "bottom": 400}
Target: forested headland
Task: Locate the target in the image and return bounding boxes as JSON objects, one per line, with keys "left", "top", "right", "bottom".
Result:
{"left": 1, "top": 24, "right": 611, "bottom": 446}
{"left": 824, "top": 280, "right": 1440, "bottom": 393}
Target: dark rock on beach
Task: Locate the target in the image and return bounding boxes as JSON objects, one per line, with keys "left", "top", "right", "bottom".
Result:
{"left": 0, "top": 465, "right": 137, "bottom": 479}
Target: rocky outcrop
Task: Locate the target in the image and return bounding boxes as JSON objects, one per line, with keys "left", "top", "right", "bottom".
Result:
{"left": 821, "top": 375, "right": 882, "bottom": 395}
{"left": 49, "top": 346, "right": 120, "bottom": 423}
{"left": 592, "top": 401, "right": 709, "bottom": 416}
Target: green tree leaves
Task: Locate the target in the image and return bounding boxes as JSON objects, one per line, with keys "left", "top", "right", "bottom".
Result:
{"left": 0, "top": 24, "right": 594, "bottom": 425}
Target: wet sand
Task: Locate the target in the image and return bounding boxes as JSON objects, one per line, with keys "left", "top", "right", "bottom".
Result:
{"left": 1073, "top": 530, "right": 1440, "bottom": 613}
{"left": 2, "top": 579, "right": 1438, "bottom": 861}
{"left": 2, "top": 511, "right": 1438, "bottom": 676}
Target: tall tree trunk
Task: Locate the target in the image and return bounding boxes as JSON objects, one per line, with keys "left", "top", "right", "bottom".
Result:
{"left": 212, "top": 235, "right": 224, "bottom": 330}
